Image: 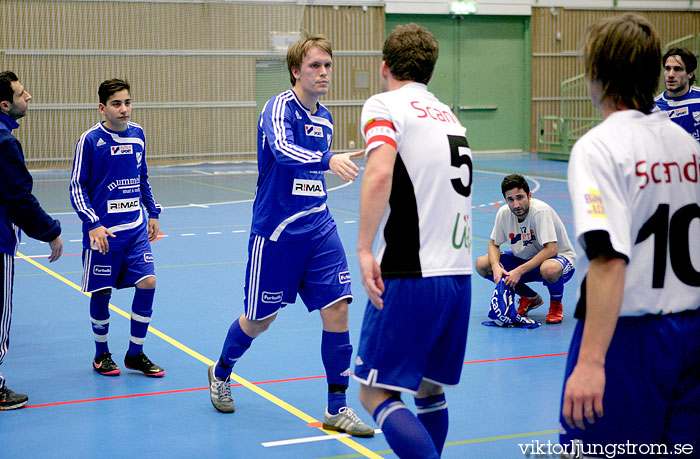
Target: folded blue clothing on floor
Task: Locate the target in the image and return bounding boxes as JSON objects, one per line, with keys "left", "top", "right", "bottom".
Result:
{"left": 481, "top": 279, "right": 541, "bottom": 329}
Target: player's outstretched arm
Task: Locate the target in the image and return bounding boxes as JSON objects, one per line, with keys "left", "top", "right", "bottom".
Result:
{"left": 561, "top": 256, "right": 625, "bottom": 430}
{"left": 328, "top": 151, "right": 362, "bottom": 182}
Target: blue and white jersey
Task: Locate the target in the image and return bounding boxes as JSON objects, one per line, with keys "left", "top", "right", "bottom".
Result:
{"left": 653, "top": 86, "right": 700, "bottom": 143}
{"left": 70, "top": 121, "right": 161, "bottom": 250}
{"left": 253, "top": 89, "right": 335, "bottom": 242}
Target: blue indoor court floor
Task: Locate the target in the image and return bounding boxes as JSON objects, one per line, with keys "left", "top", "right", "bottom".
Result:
{"left": 1, "top": 153, "right": 576, "bottom": 458}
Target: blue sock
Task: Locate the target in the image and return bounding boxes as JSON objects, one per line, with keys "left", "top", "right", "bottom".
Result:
{"left": 321, "top": 330, "right": 352, "bottom": 414}
{"left": 514, "top": 283, "right": 538, "bottom": 298}
{"left": 216, "top": 318, "right": 254, "bottom": 380}
{"left": 128, "top": 287, "right": 155, "bottom": 356}
{"left": 90, "top": 291, "right": 111, "bottom": 357}
{"left": 373, "top": 396, "right": 439, "bottom": 459}
{"left": 545, "top": 277, "right": 564, "bottom": 302}
{"left": 415, "top": 393, "right": 449, "bottom": 456}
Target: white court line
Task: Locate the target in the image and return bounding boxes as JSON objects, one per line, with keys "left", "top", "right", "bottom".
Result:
{"left": 47, "top": 167, "right": 556, "bottom": 217}
{"left": 207, "top": 232, "right": 221, "bottom": 235}
{"left": 14, "top": 254, "right": 49, "bottom": 260}
{"left": 262, "top": 429, "right": 382, "bottom": 447}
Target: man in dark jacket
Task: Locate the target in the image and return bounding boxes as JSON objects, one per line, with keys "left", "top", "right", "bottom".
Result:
{"left": 0, "top": 71, "right": 63, "bottom": 410}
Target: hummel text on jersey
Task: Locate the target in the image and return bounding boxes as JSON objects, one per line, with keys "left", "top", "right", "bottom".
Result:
{"left": 107, "top": 177, "right": 140, "bottom": 191}
{"left": 292, "top": 179, "right": 325, "bottom": 196}
{"left": 635, "top": 154, "right": 699, "bottom": 189}
{"left": 107, "top": 198, "right": 141, "bottom": 213}
{"left": 411, "top": 101, "right": 458, "bottom": 124}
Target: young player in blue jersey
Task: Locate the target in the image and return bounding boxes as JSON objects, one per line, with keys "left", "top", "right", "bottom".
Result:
{"left": 1, "top": 71, "right": 63, "bottom": 410}
{"left": 355, "top": 24, "right": 473, "bottom": 458}
{"left": 70, "top": 79, "right": 164, "bottom": 378}
{"left": 561, "top": 14, "right": 700, "bottom": 454}
{"left": 653, "top": 47, "right": 700, "bottom": 143}
{"left": 207, "top": 35, "right": 373, "bottom": 437}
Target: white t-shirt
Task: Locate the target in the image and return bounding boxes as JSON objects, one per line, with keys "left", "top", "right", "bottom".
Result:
{"left": 361, "top": 82, "right": 473, "bottom": 278}
{"left": 568, "top": 110, "right": 700, "bottom": 316}
{"left": 490, "top": 198, "right": 576, "bottom": 266}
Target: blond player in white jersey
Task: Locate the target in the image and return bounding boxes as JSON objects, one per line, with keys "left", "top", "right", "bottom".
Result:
{"left": 355, "top": 24, "right": 473, "bottom": 459}
{"left": 560, "top": 13, "right": 700, "bottom": 454}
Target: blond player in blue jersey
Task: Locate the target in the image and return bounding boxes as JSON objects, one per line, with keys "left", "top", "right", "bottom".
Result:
{"left": 207, "top": 34, "right": 373, "bottom": 437}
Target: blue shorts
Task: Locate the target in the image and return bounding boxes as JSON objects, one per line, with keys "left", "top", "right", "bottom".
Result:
{"left": 243, "top": 225, "right": 352, "bottom": 320}
{"left": 560, "top": 307, "right": 700, "bottom": 450}
{"left": 500, "top": 251, "right": 575, "bottom": 285}
{"left": 353, "top": 275, "right": 471, "bottom": 394}
{"left": 81, "top": 233, "right": 155, "bottom": 293}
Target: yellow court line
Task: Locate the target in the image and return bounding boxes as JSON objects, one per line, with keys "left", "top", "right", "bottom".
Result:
{"left": 16, "top": 252, "right": 382, "bottom": 459}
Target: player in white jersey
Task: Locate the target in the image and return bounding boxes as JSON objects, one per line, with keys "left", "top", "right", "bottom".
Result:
{"left": 653, "top": 47, "right": 700, "bottom": 143}
{"left": 207, "top": 34, "right": 373, "bottom": 437}
{"left": 560, "top": 14, "right": 700, "bottom": 453}
{"left": 355, "top": 24, "right": 473, "bottom": 458}
{"left": 475, "top": 174, "right": 576, "bottom": 324}
{"left": 70, "top": 79, "right": 164, "bottom": 378}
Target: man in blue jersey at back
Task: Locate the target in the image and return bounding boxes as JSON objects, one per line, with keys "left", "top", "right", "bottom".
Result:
{"left": 653, "top": 47, "right": 700, "bottom": 143}
{"left": 1, "top": 71, "right": 63, "bottom": 410}
{"left": 70, "top": 79, "right": 164, "bottom": 378}
{"left": 208, "top": 34, "right": 373, "bottom": 437}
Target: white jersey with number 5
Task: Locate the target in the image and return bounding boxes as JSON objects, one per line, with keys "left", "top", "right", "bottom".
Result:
{"left": 361, "top": 82, "right": 473, "bottom": 278}
{"left": 568, "top": 110, "right": 700, "bottom": 316}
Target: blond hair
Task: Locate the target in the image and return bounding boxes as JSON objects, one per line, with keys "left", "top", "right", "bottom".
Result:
{"left": 286, "top": 34, "right": 333, "bottom": 87}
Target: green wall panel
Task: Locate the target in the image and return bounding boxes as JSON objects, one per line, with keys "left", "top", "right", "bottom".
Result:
{"left": 387, "top": 14, "right": 531, "bottom": 152}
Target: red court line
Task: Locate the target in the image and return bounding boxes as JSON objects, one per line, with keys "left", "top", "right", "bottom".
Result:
{"left": 19, "top": 374, "right": 328, "bottom": 410}
{"left": 16, "top": 354, "right": 567, "bottom": 410}
{"left": 464, "top": 352, "right": 568, "bottom": 365}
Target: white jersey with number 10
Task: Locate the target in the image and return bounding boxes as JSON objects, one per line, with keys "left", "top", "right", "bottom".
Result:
{"left": 361, "top": 82, "right": 473, "bottom": 278}
{"left": 568, "top": 110, "right": 700, "bottom": 316}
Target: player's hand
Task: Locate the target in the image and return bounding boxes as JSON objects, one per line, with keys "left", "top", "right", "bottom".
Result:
{"left": 89, "top": 225, "right": 115, "bottom": 254}
{"left": 504, "top": 268, "right": 522, "bottom": 287}
{"left": 329, "top": 152, "right": 360, "bottom": 182}
{"left": 561, "top": 358, "right": 605, "bottom": 430}
{"left": 148, "top": 218, "right": 160, "bottom": 242}
{"left": 358, "top": 250, "right": 385, "bottom": 309}
{"left": 492, "top": 265, "right": 507, "bottom": 284}
{"left": 48, "top": 236, "right": 63, "bottom": 263}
